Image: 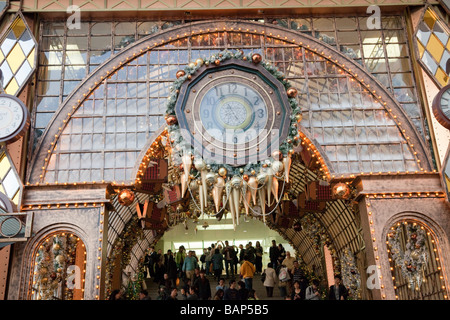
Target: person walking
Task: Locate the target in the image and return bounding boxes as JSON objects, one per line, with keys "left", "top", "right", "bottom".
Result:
{"left": 239, "top": 255, "right": 256, "bottom": 291}
{"left": 193, "top": 269, "right": 211, "bottom": 300}
{"left": 182, "top": 250, "right": 198, "bottom": 283}
{"left": 262, "top": 262, "right": 278, "bottom": 298}
{"left": 282, "top": 251, "right": 296, "bottom": 295}
{"left": 223, "top": 279, "right": 239, "bottom": 300}
{"left": 175, "top": 245, "right": 186, "bottom": 278}
{"left": 211, "top": 248, "right": 224, "bottom": 283}
{"left": 305, "top": 279, "right": 321, "bottom": 300}
{"left": 269, "top": 240, "right": 279, "bottom": 269}
{"left": 205, "top": 247, "right": 213, "bottom": 275}
{"left": 223, "top": 240, "right": 236, "bottom": 279}
{"left": 329, "top": 275, "right": 348, "bottom": 300}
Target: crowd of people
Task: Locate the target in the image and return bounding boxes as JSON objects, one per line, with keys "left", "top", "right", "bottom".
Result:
{"left": 109, "top": 239, "right": 349, "bottom": 301}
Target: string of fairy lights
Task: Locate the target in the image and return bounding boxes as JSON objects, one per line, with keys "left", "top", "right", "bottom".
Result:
{"left": 22, "top": 23, "right": 446, "bottom": 300}
{"left": 365, "top": 194, "right": 449, "bottom": 300}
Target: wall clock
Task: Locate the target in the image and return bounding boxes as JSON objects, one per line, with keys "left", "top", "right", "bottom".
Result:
{"left": 174, "top": 59, "right": 292, "bottom": 166}
{"left": 432, "top": 83, "right": 450, "bottom": 130}
{"left": 0, "top": 94, "right": 30, "bottom": 144}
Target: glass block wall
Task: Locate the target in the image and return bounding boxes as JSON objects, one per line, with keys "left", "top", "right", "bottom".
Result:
{"left": 33, "top": 16, "right": 425, "bottom": 146}
{"left": 39, "top": 27, "right": 420, "bottom": 183}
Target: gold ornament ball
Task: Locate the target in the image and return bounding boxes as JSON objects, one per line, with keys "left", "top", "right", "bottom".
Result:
{"left": 188, "top": 62, "right": 196, "bottom": 69}
{"left": 215, "top": 59, "right": 221, "bottom": 66}
{"left": 332, "top": 183, "right": 350, "bottom": 199}
{"left": 176, "top": 70, "right": 186, "bottom": 79}
{"left": 118, "top": 189, "right": 135, "bottom": 206}
{"left": 272, "top": 150, "right": 283, "bottom": 161}
{"left": 195, "top": 58, "right": 204, "bottom": 67}
{"left": 243, "top": 174, "right": 249, "bottom": 182}
{"left": 218, "top": 167, "right": 227, "bottom": 177}
{"left": 287, "top": 87, "right": 298, "bottom": 98}
{"left": 187, "top": 74, "right": 192, "bottom": 80}
{"left": 165, "top": 115, "right": 178, "bottom": 126}
{"left": 296, "top": 113, "right": 303, "bottom": 122}
{"left": 252, "top": 53, "right": 262, "bottom": 64}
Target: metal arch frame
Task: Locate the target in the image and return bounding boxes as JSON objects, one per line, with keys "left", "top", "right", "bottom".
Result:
{"left": 26, "top": 19, "right": 433, "bottom": 184}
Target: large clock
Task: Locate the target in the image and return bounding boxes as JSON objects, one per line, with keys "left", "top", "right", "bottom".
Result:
{"left": 174, "top": 59, "right": 291, "bottom": 166}
{"left": 432, "top": 84, "right": 450, "bottom": 130}
{"left": 0, "top": 94, "right": 30, "bottom": 144}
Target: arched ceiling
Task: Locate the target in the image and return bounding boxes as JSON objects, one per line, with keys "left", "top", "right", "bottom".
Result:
{"left": 27, "top": 19, "right": 433, "bottom": 185}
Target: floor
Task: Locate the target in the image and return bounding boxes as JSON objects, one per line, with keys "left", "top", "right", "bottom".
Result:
{"left": 143, "top": 271, "right": 284, "bottom": 300}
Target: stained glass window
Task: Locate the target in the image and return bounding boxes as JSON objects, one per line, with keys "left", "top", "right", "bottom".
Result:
{"left": 0, "top": 148, "right": 22, "bottom": 205}
{"left": 0, "top": 13, "right": 37, "bottom": 96}
{"left": 415, "top": 7, "right": 450, "bottom": 87}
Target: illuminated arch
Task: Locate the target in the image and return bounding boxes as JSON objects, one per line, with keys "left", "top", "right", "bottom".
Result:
{"left": 27, "top": 20, "right": 432, "bottom": 185}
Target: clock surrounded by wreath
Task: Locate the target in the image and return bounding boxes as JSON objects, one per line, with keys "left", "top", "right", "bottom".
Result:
{"left": 432, "top": 83, "right": 450, "bottom": 131}
{"left": 174, "top": 59, "right": 291, "bottom": 166}
{"left": 0, "top": 94, "right": 30, "bottom": 144}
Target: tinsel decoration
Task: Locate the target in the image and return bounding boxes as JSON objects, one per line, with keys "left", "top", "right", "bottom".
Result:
{"left": 387, "top": 222, "right": 428, "bottom": 291}
{"left": 340, "top": 247, "right": 361, "bottom": 300}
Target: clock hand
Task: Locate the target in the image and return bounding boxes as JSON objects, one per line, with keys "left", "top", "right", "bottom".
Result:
{"left": 225, "top": 103, "right": 239, "bottom": 121}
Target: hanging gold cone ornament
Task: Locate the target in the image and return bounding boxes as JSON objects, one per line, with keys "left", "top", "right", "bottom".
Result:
{"left": 213, "top": 176, "right": 225, "bottom": 212}
{"left": 264, "top": 170, "right": 273, "bottom": 205}
{"left": 283, "top": 155, "right": 292, "bottom": 183}
{"left": 227, "top": 181, "right": 236, "bottom": 230}
{"left": 181, "top": 174, "right": 188, "bottom": 197}
{"left": 258, "top": 187, "right": 266, "bottom": 224}
{"left": 182, "top": 154, "right": 192, "bottom": 180}
{"left": 200, "top": 170, "right": 208, "bottom": 208}
{"left": 199, "top": 183, "right": 205, "bottom": 214}
{"left": 271, "top": 176, "right": 279, "bottom": 202}
{"left": 248, "top": 176, "right": 258, "bottom": 206}
{"left": 231, "top": 176, "right": 242, "bottom": 226}
{"left": 232, "top": 187, "right": 240, "bottom": 226}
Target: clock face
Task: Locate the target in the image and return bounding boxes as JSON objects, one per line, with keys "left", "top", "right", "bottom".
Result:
{"left": 440, "top": 88, "right": 450, "bottom": 120}
{"left": 175, "top": 60, "right": 291, "bottom": 166}
{"left": 432, "top": 84, "right": 450, "bottom": 130}
{"left": 0, "top": 94, "right": 29, "bottom": 143}
{"left": 199, "top": 82, "right": 268, "bottom": 144}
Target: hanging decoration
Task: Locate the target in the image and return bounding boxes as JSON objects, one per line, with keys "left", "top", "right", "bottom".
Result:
{"left": 164, "top": 49, "right": 302, "bottom": 229}
{"left": 117, "top": 189, "right": 135, "bottom": 206}
{"left": 340, "top": 247, "right": 362, "bottom": 300}
{"left": 387, "top": 221, "right": 428, "bottom": 291}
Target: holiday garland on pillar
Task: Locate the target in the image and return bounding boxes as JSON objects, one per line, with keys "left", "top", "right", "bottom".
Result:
{"left": 105, "top": 214, "right": 145, "bottom": 299}
{"left": 340, "top": 247, "right": 362, "bottom": 300}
